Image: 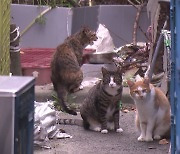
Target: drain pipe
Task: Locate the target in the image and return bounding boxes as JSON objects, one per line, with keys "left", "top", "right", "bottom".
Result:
{"left": 147, "top": 17, "right": 168, "bottom": 81}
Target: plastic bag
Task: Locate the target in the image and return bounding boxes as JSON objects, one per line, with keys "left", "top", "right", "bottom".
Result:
{"left": 86, "top": 23, "right": 115, "bottom": 53}
{"left": 34, "top": 101, "right": 72, "bottom": 149}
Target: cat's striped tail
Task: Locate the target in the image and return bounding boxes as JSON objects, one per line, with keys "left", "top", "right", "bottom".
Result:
{"left": 57, "top": 118, "right": 83, "bottom": 126}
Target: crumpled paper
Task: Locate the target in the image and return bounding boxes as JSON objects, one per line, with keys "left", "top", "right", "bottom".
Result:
{"left": 34, "top": 101, "right": 72, "bottom": 149}
{"left": 86, "top": 23, "right": 115, "bottom": 53}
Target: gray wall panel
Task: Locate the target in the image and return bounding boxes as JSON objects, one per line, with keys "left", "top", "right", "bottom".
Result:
{"left": 71, "top": 6, "right": 99, "bottom": 34}
{"left": 11, "top": 4, "right": 72, "bottom": 48}
{"left": 11, "top": 4, "right": 150, "bottom": 48}
{"left": 98, "top": 5, "right": 150, "bottom": 47}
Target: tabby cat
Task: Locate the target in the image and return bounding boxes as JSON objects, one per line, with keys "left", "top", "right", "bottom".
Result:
{"left": 80, "top": 67, "right": 124, "bottom": 133}
{"left": 51, "top": 27, "right": 97, "bottom": 115}
{"left": 127, "top": 76, "right": 170, "bottom": 142}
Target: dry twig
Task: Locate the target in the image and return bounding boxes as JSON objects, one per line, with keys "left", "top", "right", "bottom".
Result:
{"left": 127, "top": 0, "right": 138, "bottom": 9}
{"left": 133, "top": 2, "right": 147, "bottom": 45}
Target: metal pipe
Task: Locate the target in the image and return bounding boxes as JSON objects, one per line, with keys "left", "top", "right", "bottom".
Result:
{"left": 147, "top": 17, "right": 168, "bottom": 81}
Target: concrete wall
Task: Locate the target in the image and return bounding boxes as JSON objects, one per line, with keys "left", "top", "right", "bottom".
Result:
{"left": 72, "top": 5, "right": 150, "bottom": 47}
{"left": 11, "top": 4, "right": 150, "bottom": 48}
{"left": 71, "top": 6, "right": 99, "bottom": 33}
{"left": 98, "top": 5, "right": 149, "bottom": 46}
{"left": 11, "top": 4, "right": 72, "bottom": 48}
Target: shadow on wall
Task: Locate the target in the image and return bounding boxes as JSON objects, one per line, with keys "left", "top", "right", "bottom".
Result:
{"left": 11, "top": 4, "right": 150, "bottom": 48}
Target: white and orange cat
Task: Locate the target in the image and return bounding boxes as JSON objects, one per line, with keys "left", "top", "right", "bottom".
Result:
{"left": 127, "top": 75, "right": 170, "bottom": 142}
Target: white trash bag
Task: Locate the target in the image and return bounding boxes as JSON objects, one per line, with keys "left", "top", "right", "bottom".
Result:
{"left": 34, "top": 101, "right": 72, "bottom": 149}
{"left": 86, "top": 23, "right": 115, "bottom": 53}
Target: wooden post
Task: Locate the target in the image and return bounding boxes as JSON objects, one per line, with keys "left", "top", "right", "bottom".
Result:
{"left": 10, "top": 24, "right": 22, "bottom": 76}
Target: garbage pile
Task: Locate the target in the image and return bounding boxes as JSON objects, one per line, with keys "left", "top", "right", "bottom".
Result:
{"left": 85, "top": 23, "right": 150, "bottom": 79}
{"left": 113, "top": 42, "right": 150, "bottom": 79}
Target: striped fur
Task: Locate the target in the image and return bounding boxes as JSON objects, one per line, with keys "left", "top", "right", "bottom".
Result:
{"left": 80, "top": 67, "right": 123, "bottom": 133}
{"left": 57, "top": 118, "right": 83, "bottom": 126}
{"left": 51, "top": 27, "right": 97, "bottom": 115}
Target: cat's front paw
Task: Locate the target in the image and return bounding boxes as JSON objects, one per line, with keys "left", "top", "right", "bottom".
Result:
{"left": 101, "top": 129, "right": 108, "bottom": 134}
{"left": 116, "top": 128, "right": 123, "bottom": 133}
{"left": 154, "top": 135, "right": 161, "bottom": 140}
{"left": 72, "top": 85, "right": 84, "bottom": 93}
{"left": 137, "top": 136, "right": 145, "bottom": 142}
{"left": 145, "top": 136, "right": 153, "bottom": 142}
{"left": 79, "top": 85, "right": 84, "bottom": 90}
{"left": 93, "top": 127, "right": 101, "bottom": 132}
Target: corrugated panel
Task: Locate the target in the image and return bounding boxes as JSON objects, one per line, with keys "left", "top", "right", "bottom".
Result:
{"left": 0, "top": 0, "right": 11, "bottom": 75}
{"left": 174, "top": 1, "right": 180, "bottom": 153}
{"left": 170, "top": 0, "right": 180, "bottom": 153}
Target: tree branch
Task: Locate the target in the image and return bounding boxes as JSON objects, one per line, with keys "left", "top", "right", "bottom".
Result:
{"left": 138, "top": 25, "right": 150, "bottom": 41}
{"left": 132, "top": 2, "right": 147, "bottom": 45}
{"left": 134, "top": 0, "right": 141, "bottom": 4}
{"left": 127, "top": 0, "right": 138, "bottom": 9}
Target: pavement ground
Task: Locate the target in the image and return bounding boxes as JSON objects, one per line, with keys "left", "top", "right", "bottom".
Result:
{"left": 34, "top": 64, "right": 170, "bottom": 154}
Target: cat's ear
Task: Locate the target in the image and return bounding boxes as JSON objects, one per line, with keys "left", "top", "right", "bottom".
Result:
{"left": 143, "top": 77, "right": 150, "bottom": 85}
{"left": 127, "top": 80, "right": 135, "bottom": 87}
{"left": 102, "top": 67, "right": 108, "bottom": 75}
{"left": 82, "top": 26, "right": 90, "bottom": 34}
